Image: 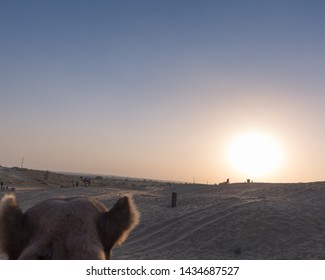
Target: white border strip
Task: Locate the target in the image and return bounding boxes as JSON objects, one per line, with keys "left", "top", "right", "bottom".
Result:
{"left": 0, "top": 260, "right": 324, "bottom": 280}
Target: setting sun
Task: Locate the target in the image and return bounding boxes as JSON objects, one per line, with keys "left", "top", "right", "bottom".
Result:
{"left": 228, "top": 132, "right": 283, "bottom": 179}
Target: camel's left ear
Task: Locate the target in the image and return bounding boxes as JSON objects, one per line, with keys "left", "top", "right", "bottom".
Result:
{"left": 0, "top": 195, "right": 32, "bottom": 259}
{"left": 97, "top": 196, "right": 140, "bottom": 258}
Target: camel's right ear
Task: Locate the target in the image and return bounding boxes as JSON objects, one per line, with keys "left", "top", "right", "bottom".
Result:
{"left": 0, "top": 195, "right": 31, "bottom": 259}
{"left": 97, "top": 196, "right": 140, "bottom": 259}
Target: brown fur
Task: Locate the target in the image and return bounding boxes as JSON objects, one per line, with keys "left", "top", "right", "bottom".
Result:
{"left": 0, "top": 194, "right": 139, "bottom": 260}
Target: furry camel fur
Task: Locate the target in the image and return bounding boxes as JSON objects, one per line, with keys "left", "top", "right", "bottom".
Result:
{"left": 0, "top": 194, "right": 139, "bottom": 259}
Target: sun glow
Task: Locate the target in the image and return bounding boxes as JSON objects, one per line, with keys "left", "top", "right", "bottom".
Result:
{"left": 228, "top": 132, "right": 283, "bottom": 179}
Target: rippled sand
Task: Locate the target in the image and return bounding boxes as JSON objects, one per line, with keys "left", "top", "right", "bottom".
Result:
{"left": 1, "top": 166, "right": 325, "bottom": 260}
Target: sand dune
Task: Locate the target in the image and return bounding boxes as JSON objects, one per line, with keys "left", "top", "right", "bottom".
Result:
{"left": 1, "top": 166, "right": 325, "bottom": 260}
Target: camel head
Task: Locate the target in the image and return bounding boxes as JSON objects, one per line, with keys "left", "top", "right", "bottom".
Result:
{"left": 0, "top": 194, "right": 139, "bottom": 260}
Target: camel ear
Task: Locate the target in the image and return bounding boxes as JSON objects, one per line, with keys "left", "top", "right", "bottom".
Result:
{"left": 0, "top": 195, "right": 31, "bottom": 259}
{"left": 98, "top": 196, "right": 139, "bottom": 258}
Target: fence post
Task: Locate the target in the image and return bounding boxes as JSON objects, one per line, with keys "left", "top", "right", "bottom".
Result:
{"left": 171, "top": 192, "right": 177, "bottom": 207}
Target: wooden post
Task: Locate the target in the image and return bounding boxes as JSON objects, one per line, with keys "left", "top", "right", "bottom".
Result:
{"left": 171, "top": 192, "right": 177, "bottom": 208}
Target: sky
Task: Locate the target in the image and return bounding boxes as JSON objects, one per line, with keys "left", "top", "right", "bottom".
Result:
{"left": 1, "top": 0, "right": 325, "bottom": 183}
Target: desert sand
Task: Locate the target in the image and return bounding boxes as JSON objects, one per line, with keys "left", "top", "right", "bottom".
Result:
{"left": 1, "top": 166, "right": 325, "bottom": 260}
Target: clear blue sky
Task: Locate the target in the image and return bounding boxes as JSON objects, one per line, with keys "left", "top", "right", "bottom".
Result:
{"left": 1, "top": 0, "right": 325, "bottom": 183}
